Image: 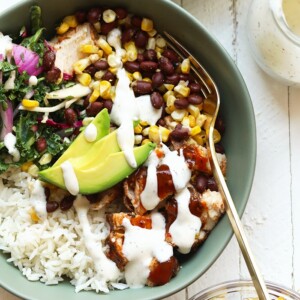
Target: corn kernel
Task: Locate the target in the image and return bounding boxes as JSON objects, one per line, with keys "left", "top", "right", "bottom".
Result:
{"left": 107, "top": 53, "right": 122, "bottom": 68}
{"left": 165, "top": 105, "right": 175, "bottom": 114}
{"left": 134, "top": 135, "right": 143, "bottom": 145}
{"left": 141, "top": 18, "right": 154, "bottom": 32}
{"left": 174, "top": 84, "right": 190, "bottom": 97}
{"left": 203, "top": 98, "right": 217, "bottom": 115}
{"left": 181, "top": 58, "right": 191, "bottom": 74}
{"left": 56, "top": 22, "right": 69, "bottom": 35}
{"left": 124, "top": 41, "right": 138, "bottom": 61}
{"left": 133, "top": 71, "right": 142, "bottom": 81}
{"left": 89, "top": 88, "right": 100, "bottom": 103}
{"left": 164, "top": 84, "right": 174, "bottom": 91}
{"left": 97, "top": 37, "right": 113, "bottom": 55}
{"left": 142, "top": 138, "right": 151, "bottom": 145}
{"left": 94, "top": 21, "right": 101, "bottom": 32}
{"left": 28, "top": 164, "right": 39, "bottom": 177}
{"left": 155, "top": 46, "right": 164, "bottom": 54}
{"left": 39, "top": 153, "right": 53, "bottom": 165}
{"left": 203, "top": 114, "right": 213, "bottom": 130}
{"left": 73, "top": 58, "right": 91, "bottom": 74}
{"left": 139, "top": 120, "right": 148, "bottom": 126}
{"left": 182, "top": 116, "right": 190, "bottom": 127}
{"left": 142, "top": 127, "right": 150, "bottom": 136}
{"left": 76, "top": 73, "right": 92, "bottom": 86}
{"left": 99, "top": 80, "right": 111, "bottom": 99}
{"left": 29, "top": 208, "right": 40, "bottom": 223}
{"left": 149, "top": 125, "right": 160, "bottom": 143}
{"left": 213, "top": 129, "right": 221, "bottom": 143}
{"left": 163, "top": 90, "right": 174, "bottom": 101}
{"left": 171, "top": 109, "right": 187, "bottom": 121}
{"left": 63, "top": 15, "right": 78, "bottom": 28}
{"left": 103, "top": 9, "right": 117, "bottom": 23}
{"left": 146, "top": 37, "right": 156, "bottom": 50}
{"left": 188, "top": 115, "right": 196, "bottom": 127}
{"left": 21, "top": 161, "right": 33, "bottom": 172}
{"left": 156, "top": 37, "right": 166, "bottom": 48}
{"left": 193, "top": 133, "right": 205, "bottom": 145}
{"left": 159, "top": 126, "right": 170, "bottom": 142}
{"left": 21, "top": 99, "right": 39, "bottom": 109}
{"left": 187, "top": 104, "right": 200, "bottom": 118}
{"left": 134, "top": 124, "right": 143, "bottom": 134}
{"left": 148, "top": 29, "right": 157, "bottom": 37}
{"left": 94, "top": 70, "right": 105, "bottom": 80}
{"left": 143, "top": 77, "right": 152, "bottom": 83}
{"left": 190, "top": 125, "right": 201, "bottom": 136}
{"left": 80, "top": 44, "right": 99, "bottom": 54}
{"left": 196, "top": 114, "right": 207, "bottom": 127}
{"left": 166, "top": 95, "right": 176, "bottom": 107}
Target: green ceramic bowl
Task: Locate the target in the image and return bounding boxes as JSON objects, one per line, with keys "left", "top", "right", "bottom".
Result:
{"left": 0, "top": 1, "right": 256, "bottom": 299}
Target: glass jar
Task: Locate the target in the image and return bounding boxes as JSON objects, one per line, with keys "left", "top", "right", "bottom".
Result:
{"left": 188, "top": 280, "right": 300, "bottom": 300}
{"left": 247, "top": 0, "right": 300, "bottom": 86}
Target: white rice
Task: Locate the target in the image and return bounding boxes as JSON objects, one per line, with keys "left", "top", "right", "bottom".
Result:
{"left": 0, "top": 168, "right": 125, "bottom": 293}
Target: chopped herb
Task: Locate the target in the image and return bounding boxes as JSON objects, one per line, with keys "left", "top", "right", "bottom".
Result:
{"left": 0, "top": 61, "right": 17, "bottom": 73}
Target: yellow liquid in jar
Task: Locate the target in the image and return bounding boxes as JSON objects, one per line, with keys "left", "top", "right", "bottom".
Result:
{"left": 282, "top": 0, "right": 300, "bottom": 36}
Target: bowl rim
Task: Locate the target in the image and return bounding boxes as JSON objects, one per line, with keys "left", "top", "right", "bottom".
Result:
{"left": 0, "top": 0, "right": 257, "bottom": 299}
{"left": 188, "top": 279, "right": 300, "bottom": 300}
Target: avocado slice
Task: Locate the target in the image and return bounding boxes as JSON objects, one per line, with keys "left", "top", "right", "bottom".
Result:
{"left": 53, "top": 108, "right": 110, "bottom": 167}
{"left": 39, "top": 142, "right": 156, "bottom": 194}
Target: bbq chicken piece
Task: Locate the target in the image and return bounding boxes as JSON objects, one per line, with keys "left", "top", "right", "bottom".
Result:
{"left": 164, "top": 185, "right": 225, "bottom": 251}
{"left": 105, "top": 212, "right": 179, "bottom": 286}
{"left": 51, "top": 23, "right": 98, "bottom": 75}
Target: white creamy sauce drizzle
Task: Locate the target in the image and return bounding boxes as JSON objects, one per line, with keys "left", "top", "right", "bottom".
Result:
{"left": 122, "top": 212, "right": 173, "bottom": 287}
{"left": 60, "top": 161, "right": 79, "bottom": 195}
{"left": 107, "top": 28, "right": 125, "bottom": 69}
{"left": 140, "top": 151, "right": 160, "bottom": 210}
{"left": 136, "top": 95, "right": 163, "bottom": 125}
{"left": 46, "top": 83, "right": 91, "bottom": 100}
{"left": 4, "top": 132, "right": 20, "bottom": 162}
{"left": 169, "top": 188, "right": 201, "bottom": 254}
{"left": 74, "top": 195, "right": 121, "bottom": 293}
{"left": 140, "top": 144, "right": 201, "bottom": 254}
{"left": 84, "top": 123, "right": 97, "bottom": 142}
{"left": 28, "top": 75, "right": 38, "bottom": 86}
{"left": 29, "top": 180, "right": 47, "bottom": 219}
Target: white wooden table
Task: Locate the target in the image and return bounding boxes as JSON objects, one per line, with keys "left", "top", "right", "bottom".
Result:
{"left": 1, "top": 0, "right": 300, "bottom": 299}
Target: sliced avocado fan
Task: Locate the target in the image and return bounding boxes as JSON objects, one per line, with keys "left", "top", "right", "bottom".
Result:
{"left": 39, "top": 141, "right": 155, "bottom": 194}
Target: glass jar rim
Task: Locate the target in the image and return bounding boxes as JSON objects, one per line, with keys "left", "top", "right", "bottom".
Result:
{"left": 270, "top": 0, "right": 300, "bottom": 45}
{"left": 188, "top": 279, "right": 300, "bottom": 300}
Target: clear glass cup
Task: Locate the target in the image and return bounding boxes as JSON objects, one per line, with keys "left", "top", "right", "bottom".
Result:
{"left": 188, "top": 280, "right": 300, "bottom": 300}
{"left": 247, "top": 0, "right": 300, "bottom": 86}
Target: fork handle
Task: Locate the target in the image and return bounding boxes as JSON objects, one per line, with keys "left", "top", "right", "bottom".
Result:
{"left": 209, "top": 130, "right": 271, "bottom": 300}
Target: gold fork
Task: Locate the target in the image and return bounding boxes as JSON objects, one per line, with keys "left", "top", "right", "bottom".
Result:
{"left": 164, "top": 31, "right": 270, "bottom": 300}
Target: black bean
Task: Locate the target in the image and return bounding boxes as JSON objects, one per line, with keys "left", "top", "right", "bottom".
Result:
{"left": 46, "top": 201, "right": 59, "bottom": 213}
{"left": 157, "top": 118, "right": 166, "bottom": 127}
{"left": 215, "top": 143, "right": 225, "bottom": 154}
{"left": 207, "top": 177, "right": 218, "bottom": 192}
{"left": 64, "top": 108, "right": 77, "bottom": 125}
{"left": 188, "top": 94, "right": 203, "bottom": 105}
{"left": 215, "top": 116, "right": 225, "bottom": 134}
{"left": 131, "top": 15, "right": 142, "bottom": 27}
{"left": 170, "top": 124, "right": 189, "bottom": 141}
{"left": 124, "top": 61, "right": 140, "bottom": 73}
{"left": 140, "top": 61, "right": 158, "bottom": 73}
{"left": 45, "top": 67, "right": 61, "bottom": 83}
{"left": 60, "top": 196, "right": 75, "bottom": 211}
{"left": 44, "top": 187, "right": 50, "bottom": 201}
{"left": 87, "top": 7, "right": 102, "bottom": 23}
{"left": 137, "top": 53, "right": 145, "bottom": 62}
{"left": 101, "top": 20, "right": 118, "bottom": 35}
{"left": 179, "top": 73, "right": 195, "bottom": 82}
{"left": 75, "top": 10, "right": 86, "bottom": 24}
{"left": 174, "top": 98, "right": 189, "bottom": 109}
{"left": 121, "top": 28, "right": 136, "bottom": 44}
{"left": 133, "top": 80, "right": 153, "bottom": 94}
{"left": 150, "top": 92, "right": 164, "bottom": 109}
{"left": 144, "top": 49, "right": 157, "bottom": 61}
{"left": 86, "top": 102, "right": 104, "bottom": 117}
{"left": 114, "top": 8, "right": 128, "bottom": 19}
{"left": 152, "top": 72, "right": 164, "bottom": 88}
{"left": 195, "top": 174, "right": 208, "bottom": 193}
{"left": 134, "top": 30, "right": 148, "bottom": 48}
{"left": 84, "top": 64, "right": 97, "bottom": 77}
{"left": 43, "top": 50, "right": 56, "bottom": 71}
{"left": 159, "top": 56, "right": 175, "bottom": 75}
{"left": 94, "top": 60, "right": 109, "bottom": 70}
{"left": 162, "top": 49, "right": 179, "bottom": 63}
{"left": 189, "top": 82, "right": 202, "bottom": 93}
{"left": 36, "top": 137, "right": 47, "bottom": 153}
{"left": 165, "top": 73, "right": 180, "bottom": 85}
{"left": 103, "top": 99, "right": 113, "bottom": 113}
{"left": 102, "top": 71, "right": 116, "bottom": 84}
